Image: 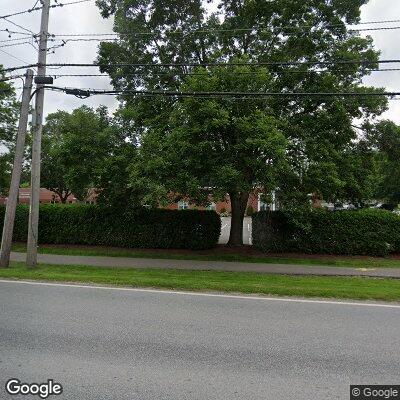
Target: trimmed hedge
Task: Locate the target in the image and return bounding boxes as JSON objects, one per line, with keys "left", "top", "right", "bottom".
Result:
{"left": 0, "top": 204, "right": 221, "bottom": 250}
{"left": 252, "top": 209, "right": 400, "bottom": 257}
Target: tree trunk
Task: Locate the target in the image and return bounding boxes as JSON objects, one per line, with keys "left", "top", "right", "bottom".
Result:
{"left": 57, "top": 191, "right": 70, "bottom": 204}
{"left": 227, "top": 192, "right": 249, "bottom": 247}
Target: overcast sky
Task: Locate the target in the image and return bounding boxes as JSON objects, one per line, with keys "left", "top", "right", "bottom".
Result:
{"left": 1, "top": 0, "right": 400, "bottom": 122}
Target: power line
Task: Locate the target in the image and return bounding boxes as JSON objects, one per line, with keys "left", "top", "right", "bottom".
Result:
{"left": 46, "top": 24, "right": 400, "bottom": 40}
{"left": 45, "top": 18, "right": 400, "bottom": 39}
{"left": 2, "top": 66, "right": 399, "bottom": 83}
{"left": 0, "top": 48, "right": 32, "bottom": 65}
{"left": 352, "top": 25, "right": 400, "bottom": 32}
{"left": 44, "top": 85, "right": 396, "bottom": 99}
{"left": 42, "top": 67, "right": 400, "bottom": 79}
{"left": 0, "top": 74, "right": 24, "bottom": 83}
{"left": 0, "top": 29, "right": 32, "bottom": 38}
{"left": 56, "top": 0, "right": 92, "bottom": 6}
{"left": 0, "top": 0, "right": 92, "bottom": 20}
{"left": 4, "top": 59, "right": 400, "bottom": 75}
{"left": 354, "top": 19, "right": 400, "bottom": 25}
{"left": 0, "top": 36, "right": 33, "bottom": 43}
{"left": 0, "top": 40, "right": 34, "bottom": 48}
{"left": 30, "top": 0, "right": 40, "bottom": 9}
{"left": 2, "top": 59, "right": 399, "bottom": 72}
{"left": 2, "top": 18, "right": 35, "bottom": 35}
{"left": 0, "top": 6, "right": 42, "bottom": 19}
{"left": 38, "top": 24, "right": 400, "bottom": 50}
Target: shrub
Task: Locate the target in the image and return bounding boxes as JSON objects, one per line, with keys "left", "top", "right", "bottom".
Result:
{"left": 0, "top": 204, "right": 221, "bottom": 250}
{"left": 252, "top": 209, "right": 400, "bottom": 257}
{"left": 246, "top": 205, "right": 254, "bottom": 216}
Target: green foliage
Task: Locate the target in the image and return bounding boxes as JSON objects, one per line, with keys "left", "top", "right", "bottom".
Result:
{"left": 364, "top": 120, "right": 400, "bottom": 206}
{"left": 0, "top": 65, "right": 19, "bottom": 193}
{"left": 0, "top": 66, "right": 19, "bottom": 149}
{"left": 41, "top": 105, "right": 136, "bottom": 204}
{"left": 246, "top": 205, "right": 254, "bottom": 216}
{"left": 252, "top": 209, "right": 400, "bottom": 257}
{"left": 0, "top": 205, "right": 221, "bottom": 250}
{"left": 96, "top": 0, "right": 388, "bottom": 243}
{"left": 133, "top": 63, "right": 287, "bottom": 206}
{"left": 0, "top": 154, "right": 11, "bottom": 196}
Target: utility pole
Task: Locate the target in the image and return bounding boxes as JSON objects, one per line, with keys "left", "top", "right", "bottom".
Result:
{"left": 0, "top": 70, "right": 34, "bottom": 268}
{"left": 26, "top": 0, "right": 50, "bottom": 267}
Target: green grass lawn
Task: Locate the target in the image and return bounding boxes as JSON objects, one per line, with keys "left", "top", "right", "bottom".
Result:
{"left": 11, "top": 243, "right": 400, "bottom": 269}
{"left": 1, "top": 262, "right": 400, "bottom": 301}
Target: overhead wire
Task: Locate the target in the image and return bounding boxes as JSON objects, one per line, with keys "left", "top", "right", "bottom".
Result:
{"left": 0, "top": 40, "right": 35, "bottom": 48}
{"left": 44, "top": 85, "right": 398, "bottom": 98}
{"left": 0, "top": 35, "right": 32, "bottom": 43}
{"left": 3, "top": 59, "right": 400, "bottom": 73}
{"left": 46, "top": 24, "right": 400, "bottom": 39}
{"left": 0, "top": 74, "right": 24, "bottom": 83}
{"left": 31, "top": 24, "right": 400, "bottom": 52}
{"left": 0, "top": 0, "right": 92, "bottom": 20}
{"left": 0, "top": 48, "right": 33, "bottom": 65}
{"left": 46, "top": 20, "right": 400, "bottom": 38}
{"left": 1, "top": 17, "right": 35, "bottom": 35}
{"left": 41, "top": 67, "right": 400, "bottom": 80}
{"left": 0, "top": 28, "right": 30, "bottom": 35}
{"left": 1, "top": 5, "right": 400, "bottom": 103}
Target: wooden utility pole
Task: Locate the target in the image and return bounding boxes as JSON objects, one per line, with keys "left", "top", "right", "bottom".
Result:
{"left": 0, "top": 70, "right": 34, "bottom": 268}
{"left": 26, "top": 0, "right": 50, "bottom": 267}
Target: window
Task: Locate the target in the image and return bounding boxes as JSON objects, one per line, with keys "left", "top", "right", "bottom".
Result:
{"left": 258, "top": 192, "right": 277, "bottom": 211}
{"left": 178, "top": 201, "right": 189, "bottom": 210}
{"left": 206, "top": 202, "right": 216, "bottom": 211}
{"left": 258, "top": 194, "right": 269, "bottom": 211}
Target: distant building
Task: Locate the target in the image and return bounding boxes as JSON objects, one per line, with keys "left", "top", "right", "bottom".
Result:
{"left": 0, "top": 188, "right": 95, "bottom": 205}
{"left": 0, "top": 188, "right": 278, "bottom": 215}
{"left": 165, "top": 191, "right": 278, "bottom": 214}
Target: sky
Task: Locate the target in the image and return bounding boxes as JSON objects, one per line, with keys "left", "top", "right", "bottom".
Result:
{"left": 1, "top": 0, "right": 400, "bottom": 122}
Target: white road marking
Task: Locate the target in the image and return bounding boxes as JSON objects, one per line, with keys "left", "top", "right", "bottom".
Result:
{"left": 221, "top": 224, "right": 228, "bottom": 230}
{"left": 0, "top": 279, "right": 399, "bottom": 309}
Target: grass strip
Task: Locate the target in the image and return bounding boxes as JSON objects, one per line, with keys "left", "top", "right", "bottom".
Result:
{"left": 1, "top": 262, "right": 400, "bottom": 301}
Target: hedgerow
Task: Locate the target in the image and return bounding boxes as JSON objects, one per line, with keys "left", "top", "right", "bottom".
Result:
{"left": 252, "top": 209, "right": 400, "bottom": 257}
{"left": 0, "top": 204, "right": 221, "bottom": 250}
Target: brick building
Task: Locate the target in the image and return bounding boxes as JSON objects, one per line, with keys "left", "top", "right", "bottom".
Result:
{"left": 166, "top": 191, "right": 277, "bottom": 214}
{"left": 0, "top": 188, "right": 91, "bottom": 205}
{"left": 0, "top": 188, "right": 277, "bottom": 214}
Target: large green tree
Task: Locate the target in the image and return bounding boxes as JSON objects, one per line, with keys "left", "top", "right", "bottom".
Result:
{"left": 0, "top": 66, "right": 19, "bottom": 195}
{"left": 96, "top": 0, "right": 387, "bottom": 245}
{"left": 41, "top": 105, "right": 139, "bottom": 206}
{"left": 41, "top": 106, "right": 114, "bottom": 202}
{"left": 133, "top": 63, "right": 287, "bottom": 244}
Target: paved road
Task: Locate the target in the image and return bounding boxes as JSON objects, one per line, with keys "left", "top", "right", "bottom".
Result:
{"left": 10, "top": 251, "right": 400, "bottom": 278}
{"left": 219, "top": 217, "right": 252, "bottom": 245}
{"left": 1, "top": 280, "right": 399, "bottom": 400}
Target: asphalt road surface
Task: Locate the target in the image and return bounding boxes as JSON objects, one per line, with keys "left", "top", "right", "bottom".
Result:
{"left": 219, "top": 216, "right": 252, "bottom": 245}
{"left": 1, "top": 280, "right": 399, "bottom": 400}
